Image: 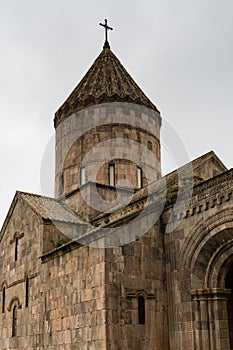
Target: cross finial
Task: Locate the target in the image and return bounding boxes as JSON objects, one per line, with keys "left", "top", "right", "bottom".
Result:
{"left": 99, "top": 19, "right": 113, "bottom": 49}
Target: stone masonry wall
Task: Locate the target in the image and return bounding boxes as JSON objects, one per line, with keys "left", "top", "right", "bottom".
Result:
{"left": 163, "top": 170, "right": 233, "bottom": 350}
{"left": 0, "top": 198, "right": 42, "bottom": 350}
{"left": 54, "top": 102, "right": 161, "bottom": 200}
{"left": 0, "top": 197, "right": 107, "bottom": 349}
{"left": 39, "top": 244, "right": 107, "bottom": 350}
{"left": 104, "top": 222, "right": 169, "bottom": 350}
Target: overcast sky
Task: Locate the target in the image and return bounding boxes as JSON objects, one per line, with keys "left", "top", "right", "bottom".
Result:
{"left": 0, "top": 0, "right": 232, "bottom": 227}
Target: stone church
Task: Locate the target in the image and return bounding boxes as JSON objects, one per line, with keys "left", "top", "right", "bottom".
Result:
{"left": 1, "top": 30, "right": 233, "bottom": 350}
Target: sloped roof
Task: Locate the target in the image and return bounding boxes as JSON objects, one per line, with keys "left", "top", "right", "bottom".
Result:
{"left": 54, "top": 46, "right": 159, "bottom": 127}
{"left": 165, "top": 150, "right": 227, "bottom": 186}
{"left": 18, "top": 191, "right": 85, "bottom": 224}
{"left": 92, "top": 150, "right": 228, "bottom": 222}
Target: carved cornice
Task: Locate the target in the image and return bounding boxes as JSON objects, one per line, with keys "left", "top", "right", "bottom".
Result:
{"left": 40, "top": 240, "right": 81, "bottom": 263}
{"left": 191, "top": 288, "right": 231, "bottom": 301}
{"left": 170, "top": 169, "right": 233, "bottom": 221}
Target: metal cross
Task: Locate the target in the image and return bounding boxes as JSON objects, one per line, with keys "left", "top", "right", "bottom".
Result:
{"left": 99, "top": 19, "right": 113, "bottom": 44}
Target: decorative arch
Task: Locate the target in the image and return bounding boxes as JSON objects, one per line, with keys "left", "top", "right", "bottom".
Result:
{"left": 206, "top": 240, "right": 233, "bottom": 288}
{"left": 7, "top": 296, "right": 22, "bottom": 312}
{"left": 179, "top": 208, "right": 233, "bottom": 350}
{"left": 8, "top": 296, "right": 22, "bottom": 338}
{"left": 179, "top": 208, "right": 233, "bottom": 295}
{"left": 126, "top": 289, "right": 156, "bottom": 300}
{"left": 1, "top": 280, "right": 7, "bottom": 290}
{"left": 126, "top": 289, "right": 156, "bottom": 327}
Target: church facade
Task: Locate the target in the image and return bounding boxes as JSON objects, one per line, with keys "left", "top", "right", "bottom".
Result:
{"left": 1, "top": 36, "right": 233, "bottom": 350}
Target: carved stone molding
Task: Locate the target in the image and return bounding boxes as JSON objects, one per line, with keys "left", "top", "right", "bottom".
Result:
{"left": 191, "top": 288, "right": 231, "bottom": 301}
{"left": 126, "top": 289, "right": 156, "bottom": 300}
{"left": 7, "top": 296, "right": 22, "bottom": 312}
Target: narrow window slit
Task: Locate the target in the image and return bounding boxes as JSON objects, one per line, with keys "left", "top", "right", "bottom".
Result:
{"left": 2, "top": 287, "right": 5, "bottom": 314}
{"left": 25, "top": 277, "right": 29, "bottom": 308}
{"left": 138, "top": 296, "right": 145, "bottom": 325}
{"left": 12, "top": 305, "right": 18, "bottom": 337}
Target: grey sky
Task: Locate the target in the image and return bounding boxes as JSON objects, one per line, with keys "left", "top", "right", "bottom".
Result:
{"left": 0, "top": 0, "right": 232, "bottom": 226}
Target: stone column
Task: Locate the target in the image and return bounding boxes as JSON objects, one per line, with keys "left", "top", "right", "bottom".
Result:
{"left": 191, "top": 288, "right": 231, "bottom": 350}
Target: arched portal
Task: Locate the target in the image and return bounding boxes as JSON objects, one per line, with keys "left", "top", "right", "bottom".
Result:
{"left": 226, "top": 264, "right": 233, "bottom": 349}
{"left": 179, "top": 210, "right": 233, "bottom": 350}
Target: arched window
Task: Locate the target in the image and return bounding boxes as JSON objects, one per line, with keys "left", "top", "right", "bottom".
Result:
{"left": 2, "top": 286, "right": 5, "bottom": 313}
{"left": 138, "top": 295, "right": 145, "bottom": 325}
{"left": 12, "top": 305, "right": 18, "bottom": 337}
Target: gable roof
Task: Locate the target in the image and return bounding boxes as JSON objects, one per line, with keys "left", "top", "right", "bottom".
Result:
{"left": 54, "top": 46, "right": 159, "bottom": 127}
{"left": 131, "top": 151, "right": 227, "bottom": 206}
{"left": 17, "top": 191, "right": 85, "bottom": 224}
{"left": 0, "top": 191, "right": 87, "bottom": 238}
{"left": 165, "top": 150, "right": 227, "bottom": 186}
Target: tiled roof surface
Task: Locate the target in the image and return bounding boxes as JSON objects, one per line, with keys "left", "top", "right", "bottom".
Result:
{"left": 18, "top": 191, "right": 85, "bottom": 224}
{"left": 54, "top": 46, "right": 159, "bottom": 127}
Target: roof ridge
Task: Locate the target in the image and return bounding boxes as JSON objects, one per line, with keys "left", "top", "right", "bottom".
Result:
{"left": 17, "top": 190, "right": 55, "bottom": 201}
{"left": 164, "top": 150, "right": 227, "bottom": 179}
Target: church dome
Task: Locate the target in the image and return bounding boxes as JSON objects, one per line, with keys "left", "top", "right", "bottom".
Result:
{"left": 54, "top": 45, "right": 159, "bottom": 128}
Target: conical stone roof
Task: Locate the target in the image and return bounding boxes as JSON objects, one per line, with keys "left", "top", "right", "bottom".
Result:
{"left": 54, "top": 45, "right": 159, "bottom": 127}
